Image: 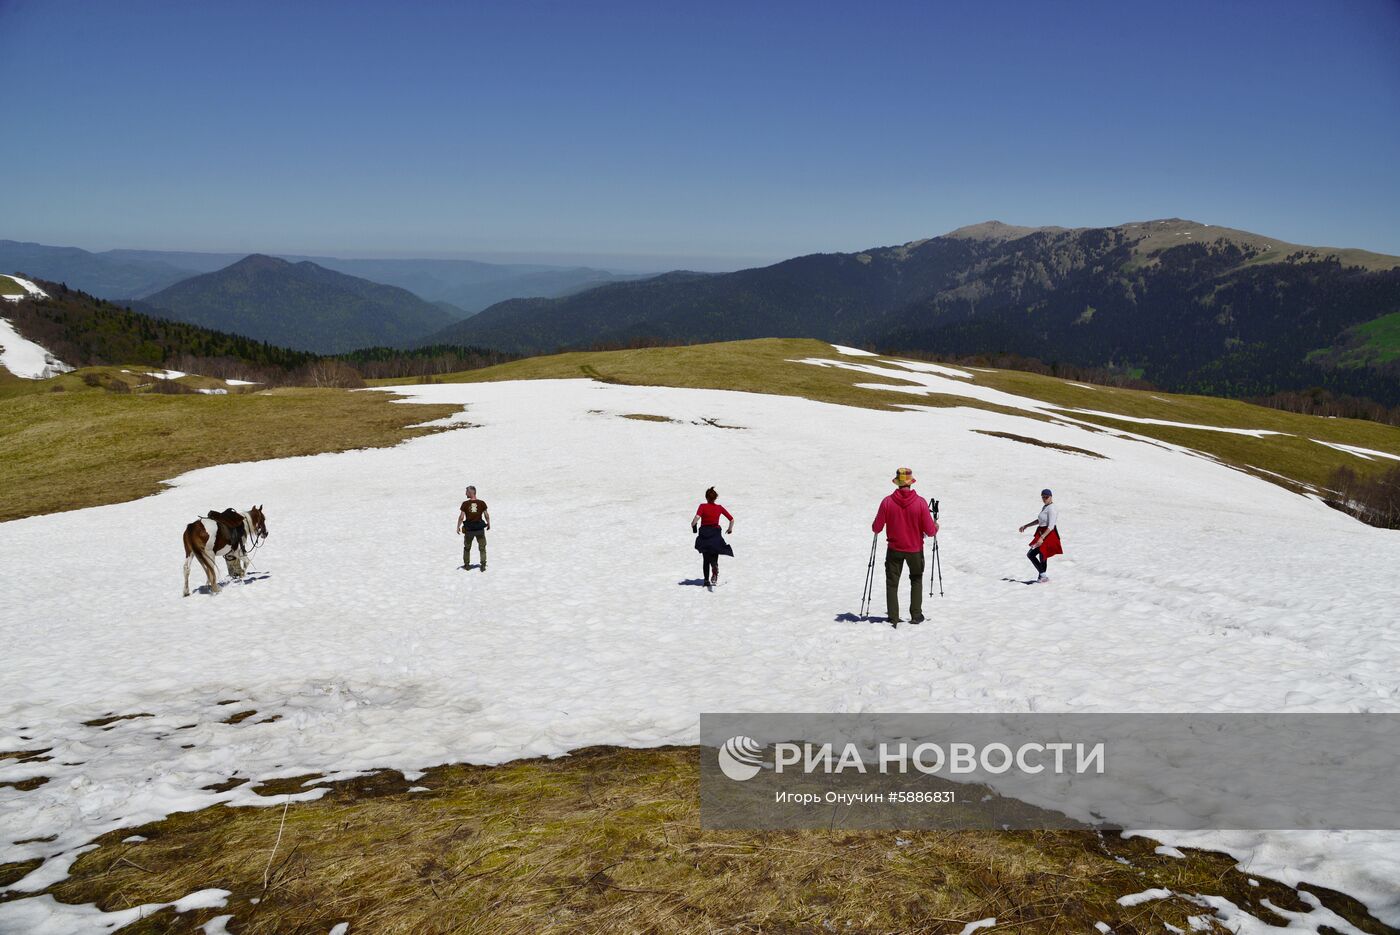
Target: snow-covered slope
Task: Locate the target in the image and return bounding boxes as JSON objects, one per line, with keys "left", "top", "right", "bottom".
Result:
{"left": 0, "top": 276, "right": 71, "bottom": 378}
{"left": 1, "top": 350, "right": 1398, "bottom": 929}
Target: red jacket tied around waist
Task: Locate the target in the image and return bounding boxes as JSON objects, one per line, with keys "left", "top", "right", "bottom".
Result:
{"left": 872, "top": 488, "right": 939, "bottom": 552}
{"left": 1031, "top": 527, "right": 1063, "bottom": 558}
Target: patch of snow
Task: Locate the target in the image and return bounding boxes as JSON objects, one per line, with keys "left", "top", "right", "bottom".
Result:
{"left": 1188, "top": 890, "right": 1370, "bottom": 934}
{"left": 829, "top": 344, "right": 877, "bottom": 357}
{"left": 798, "top": 355, "right": 1287, "bottom": 439}
{"left": 959, "top": 919, "right": 996, "bottom": 935}
{"left": 0, "top": 377, "right": 1398, "bottom": 927}
{"left": 877, "top": 358, "right": 974, "bottom": 379}
{"left": 203, "top": 916, "right": 235, "bottom": 935}
{"left": 1067, "top": 383, "right": 1097, "bottom": 390}
{"left": 328, "top": 924, "right": 349, "bottom": 935}
{"left": 1311, "top": 440, "right": 1400, "bottom": 463}
{"left": 225, "top": 378, "right": 259, "bottom": 386}
{"left": 0, "top": 317, "right": 72, "bottom": 379}
{"left": 1118, "top": 887, "right": 1171, "bottom": 907}
{"left": 197, "top": 388, "right": 229, "bottom": 395}
{"left": 1154, "top": 845, "right": 1186, "bottom": 858}
{"left": 0, "top": 893, "right": 169, "bottom": 933}
{"left": 1094, "top": 923, "right": 1112, "bottom": 933}
{"left": 0, "top": 887, "right": 229, "bottom": 934}
{"left": 173, "top": 888, "right": 230, "bottom": 912}
{"left": 1, "top": 275, "right": 47, "bottom": 303}
{"left": 1059, "top": 408, "right": 1284, "bottom": 437}
{"left": 143, "top": 369, "right": 187, "bottom": 380}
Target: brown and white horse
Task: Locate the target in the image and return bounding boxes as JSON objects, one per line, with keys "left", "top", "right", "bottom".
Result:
{"left": 182, "top": 505, "right": 269, "bottom": 596}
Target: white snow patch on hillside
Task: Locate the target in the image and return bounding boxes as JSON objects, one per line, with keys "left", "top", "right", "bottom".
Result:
{"left": 1, "top": 364, "right": 1399, "bottom": 928}
{"left": 1058, "top": 408, "right": 1284, "bottom": 437}
{"left": 830, "top": 344, "right": 877, "bottom": 356}
{"left": 0, "top": 317, "right": 71, "bottom": 379}
{"left": 1, "top": 275, "right": 47, "bottom": 303}
{"left": 1312, "top": 440, "right": 1400, "bottom": 462}
{"left": 798, "top": 355, "right": 1289, "bottom": 439}
{"left": 876, "top": 358, "right": 974, "bottom": 379}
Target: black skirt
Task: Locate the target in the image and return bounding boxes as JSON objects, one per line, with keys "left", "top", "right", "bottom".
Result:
{"left": 694, "top": 525, "right": 734, "bottom": 556}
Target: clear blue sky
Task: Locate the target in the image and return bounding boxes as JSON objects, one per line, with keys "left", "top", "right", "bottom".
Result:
{"left": 2, "top": 0, "right": 1398, "bottom": 271}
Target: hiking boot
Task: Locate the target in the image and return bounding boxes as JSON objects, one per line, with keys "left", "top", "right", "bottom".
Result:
{"left": 480, "top": 564, "right": 487, "bottom": 573}
{"left": 1037, "top": 574, "right": 1049, "bottom": 583}
{"left": 911, "top": 614, "right": 925, "bottom": 624}
{"left": 888, "top": 616, "right": 902, "bottom": 624}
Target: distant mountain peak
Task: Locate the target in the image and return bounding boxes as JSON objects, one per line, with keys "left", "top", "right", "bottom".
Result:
{"left": 228, "top": 253, "right": 290, "bottom": 272}
{"left": 137, "top": 255, "right": 454, "bottom": 353}
{"left": 943, "top": 221, "right": 1065, "bottom": 242}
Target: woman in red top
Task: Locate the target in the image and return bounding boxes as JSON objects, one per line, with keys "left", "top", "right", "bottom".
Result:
{"left": 691, "top": 487, "right": 734, "bottom": 589}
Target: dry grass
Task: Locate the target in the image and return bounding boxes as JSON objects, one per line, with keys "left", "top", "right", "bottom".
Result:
{"left": 619, "top": 413, "right": 679, "bottom": 423}
{"left": 28, "top": 745, "right": 1394, "bottom": 935}
{"left": 972, "top": 431, "right": 1107, "bottom": 460}
{"left": 0, "top": 379, "right": 461, "bottom": 522}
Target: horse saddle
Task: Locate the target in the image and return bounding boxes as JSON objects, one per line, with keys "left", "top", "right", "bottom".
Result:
{"left": 207, "top": 508, "right": 245, "bottom": 552}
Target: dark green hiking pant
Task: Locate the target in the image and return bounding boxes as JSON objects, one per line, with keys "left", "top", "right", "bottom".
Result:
{"left": 885, "top": 548, "right": 924, "bottom": 621}
{"left": 463, "top": 530, "right": 486, "bottom": 567}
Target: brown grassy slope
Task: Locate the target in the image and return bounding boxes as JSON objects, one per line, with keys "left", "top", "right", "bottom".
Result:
{"left": 21, "top": 746, "right": 1393, "bottom": 935}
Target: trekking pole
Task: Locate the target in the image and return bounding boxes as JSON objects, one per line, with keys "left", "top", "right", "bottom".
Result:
{"left": 929, "top": 497, "right": 944, "bottom": 598}
{"left": 931, "top": 535, "right": 944, "bottom": 597}
{"left": 860, "top": 533, "right": 877, "bottom": 618}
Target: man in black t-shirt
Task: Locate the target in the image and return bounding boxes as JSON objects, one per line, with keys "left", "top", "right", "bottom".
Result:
{"left": 456, "top": 485, "right": 491, "bottom": 571}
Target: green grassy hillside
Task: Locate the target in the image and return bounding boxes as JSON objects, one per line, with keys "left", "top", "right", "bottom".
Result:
{"left": 0, "top": 375, "right": 461, "bottom": 522}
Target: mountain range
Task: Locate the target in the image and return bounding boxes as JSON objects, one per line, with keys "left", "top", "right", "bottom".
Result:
{"left": 425, "top": 219, "right": 1400, "bottom": 403}
{"left": 7, "top": 220, "right": 1399, "bottom": 403}
{"left": 0, "top": 240, "right": 636, "bottom": 313}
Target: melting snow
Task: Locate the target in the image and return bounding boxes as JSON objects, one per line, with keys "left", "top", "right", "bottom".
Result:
{"left": 1, "top": 355, "right": 1398, "bottom": 928}
{"left": 1118, "top": 887, "right": 1171, "bottom": 907}
{"left": 0, "top": 317, "right": 71, "bottom": 379}
{"left": 1, "top": 275, "right": 46, "bottom": 303}
{"left": 1311, "top": 440, "right": 1400, "bottom": 463}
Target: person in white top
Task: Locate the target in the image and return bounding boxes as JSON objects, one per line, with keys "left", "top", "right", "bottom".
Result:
{"left": 1018, "top": 488, "right": 1063, "bottom": 583}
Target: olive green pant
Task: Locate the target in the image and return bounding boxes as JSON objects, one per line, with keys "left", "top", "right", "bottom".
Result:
{"left": 885, "top": 549, "right": 924, "bottom": 621}
{"left": 463, "top": 530, "right": 486, "bottom": 568}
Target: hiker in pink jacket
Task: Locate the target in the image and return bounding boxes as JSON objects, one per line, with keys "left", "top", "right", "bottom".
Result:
{"left": 872, "top": 467, "right": 940, "bottom": 624}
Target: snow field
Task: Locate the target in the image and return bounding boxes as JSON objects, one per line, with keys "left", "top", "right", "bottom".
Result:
{"left": 1, "top": 355, "right": 1399, "bottom": 928}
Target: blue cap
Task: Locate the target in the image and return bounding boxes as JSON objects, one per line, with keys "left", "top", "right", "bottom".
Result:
{"left": 1041, "top": 488, "right": 1053, "bottom": 497}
